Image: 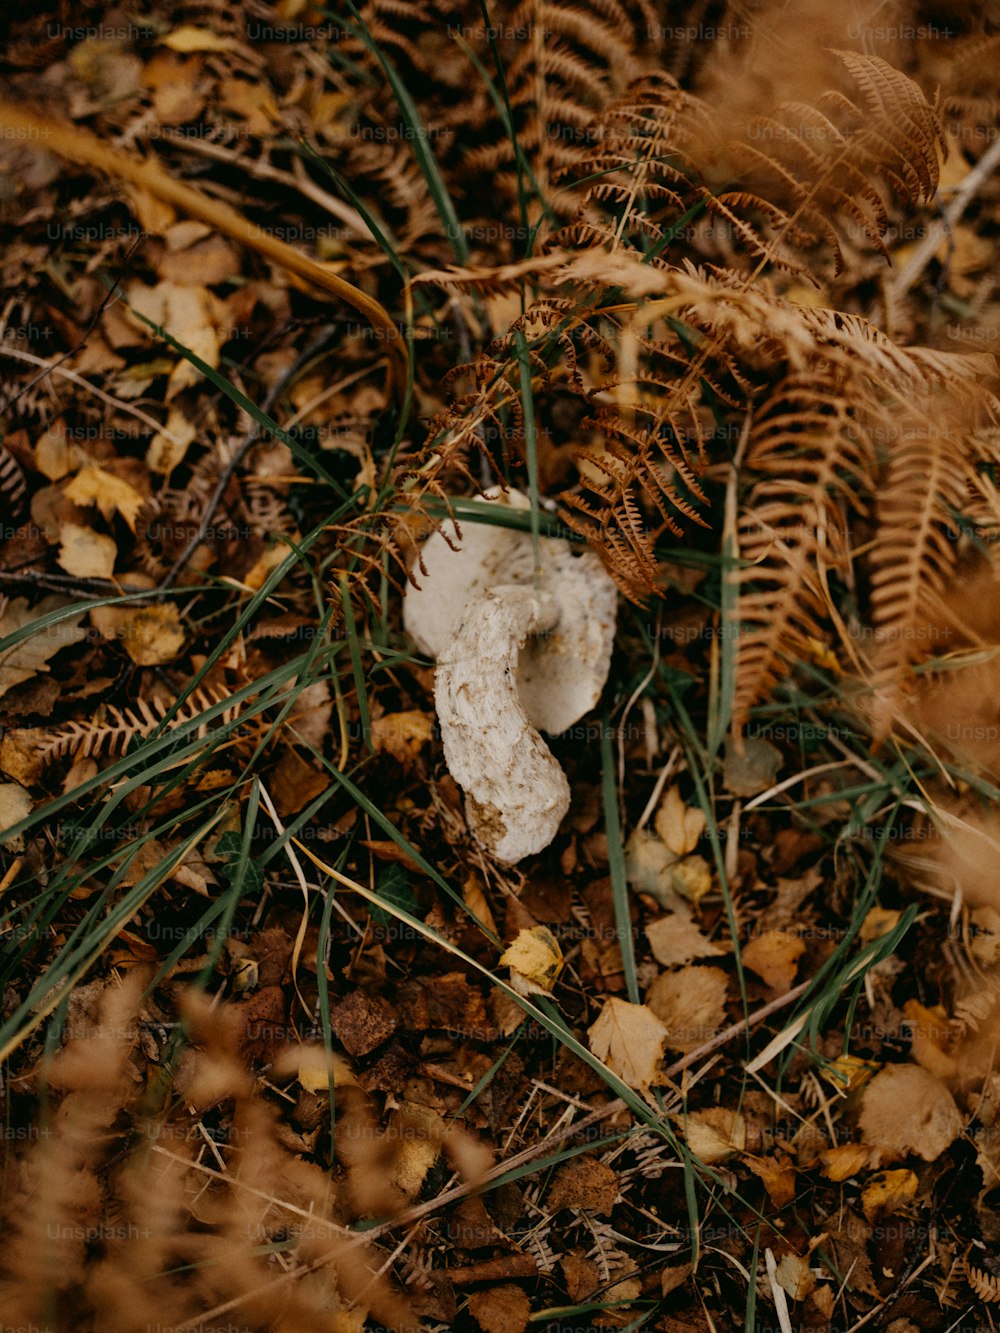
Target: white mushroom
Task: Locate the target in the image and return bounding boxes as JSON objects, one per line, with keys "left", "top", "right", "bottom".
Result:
{"left": 404, "top": 488, "right": 618, "bottom": 863}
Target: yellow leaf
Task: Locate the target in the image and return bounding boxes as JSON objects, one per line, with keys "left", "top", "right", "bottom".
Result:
{"left": 389, "top": 1103, "right": 445, "bottom": 1200}
{"left": 370, "top": 710, "right": 434, "bottom": 766}
{"left": 64, "top": 466, "right": 146, "bottom": 532}
{"left": 147, "top": 406, "right": 197, "bottom": 475}
{"left": 654, "top": 785, "right": 706, "bottom": 857}
{"left": 500, "top": 926, "right": 564, "bottom": 997}
{"left": 860, "top": 906, "right": 901, "bottom": 943}
{"left": 161, "top": 25, "right": 233, "bottom": 52}
{"left": 279, "top": 1044, "right": 356, "bottom": 1094}
{"left": 588, "top": 997, "right": 668, "bottom": 1090}
{"left": 244, "top": 543, "right": 292, "bottom": 591}
{"left": 0, "top": 782, "right": 32, "bottom": 850}
{"left": 90, "top": 605, "right": 186, "bottom": 666}
{"left": 820, "top": 1054, "right": 877, "bottom": 1095}
{"left": 57, "top": 523, "right": 116, "bottom": 579}
{"left": 681, "top": 1107, "right": 746, "bottom": 1163}
{"left": 821, "top": 1143, "right": 873, "bottom": 1182}
{"left": 743, "top": 929, "right": 805, "bottom": 992}
{"left": 775, "top": 1252, "right": 817, "bottom": 1301}
{"left": 126, "top": 280, "right": 220, "bottom": 398}
{"left": 861, "top": 1168, "right": 918, "bottom": 1222}
{"left": 671, "top": 854, "right": 713, "bottom": 905}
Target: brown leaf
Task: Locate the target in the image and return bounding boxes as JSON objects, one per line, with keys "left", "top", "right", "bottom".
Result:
{"left": 587, "top": 997, "right": 668, "bottom": 1089}
{"left": 89, "top": 604, "right": 185, "bottom": 666}
{"left": 744, "top": 1152, "right": 796, "bottom": 1207}
{"left": 547, "top": 1156, "right": 619, "bottom": 1214}
{"left": 371, "top": 709, "right": 435, "bottom": 767}
{"left": 742, "top": 929, "right": 805, "bottom": 992}
{"left": 821, "top": 1143, "right": 875, "bottom": 1182}
{"left": 647, "top": 966, "right": 728, "bottom": 1053}
{"left": 647, "top": 910, "right": 724, "bottom": 967}
{"left": 57, "top": 522, "right": 116, "bottom": 579}
{"left": 467, "top": 1284, "right": 530, "bottom": 1333}
{"left": 330, "top": 990, "right": 398, "bottom": 1058}
{"left": 0, "top": 596, "right": 87, "bottom": 700}
{"left": 680, "top": 1107, "right": 746, "bottom": 1163}
{"left": 63, "top": 465, "right": 146, "bottom": 532}
{"left": 859, "top": 1064, "right": 962, "bottom": 1161}
{"left": 723, "top": 734, "right": 782, "bottom": 796}
{"left": 270, "top": 747, "right": 328, "bottom": 817}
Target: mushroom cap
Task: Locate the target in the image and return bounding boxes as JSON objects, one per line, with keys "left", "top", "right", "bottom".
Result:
{"left": 404, "top": 487, "right": 617, "bottom": 735}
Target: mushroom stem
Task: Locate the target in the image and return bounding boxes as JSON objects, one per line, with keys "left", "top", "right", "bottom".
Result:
{"left": 436, "top": 587, "right": 570, "bottom": 865}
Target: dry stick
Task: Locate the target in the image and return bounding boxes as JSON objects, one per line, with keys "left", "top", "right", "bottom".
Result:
{"left": 886, "top": 131, "right": 1000, "bottom": 304}
{"left": 0, "top": 345, "right": 189, "bottom": 445}
{"left": 0, "top": 98, "right": 407, "bottom": 396}
{"left": 178, "top": 979, "right": 812, "bottom": 1331}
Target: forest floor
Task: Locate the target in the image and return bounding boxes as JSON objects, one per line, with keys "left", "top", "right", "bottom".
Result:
{"left": 2, "top": 3, "right": 1000, "bottom": 1331}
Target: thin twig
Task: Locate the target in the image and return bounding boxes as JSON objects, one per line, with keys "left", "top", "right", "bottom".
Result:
{"left": 886, "top": 133, "right": 1000, "bottom": 304}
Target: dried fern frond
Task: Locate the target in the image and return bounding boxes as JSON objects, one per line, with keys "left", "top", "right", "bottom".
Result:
{"left": 39, "top": 686, "right": 240, "bottom": 764}
{"left": 731, "top": 374, "right": 875, "bottom": 722}
{"left": 0, "top": 439, "right": 26, "bottom": 516}
{"left": 966, "top": 1261, "right": 1000, "bottom": 1303}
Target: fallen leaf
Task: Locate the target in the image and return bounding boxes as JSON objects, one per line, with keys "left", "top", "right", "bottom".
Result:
{"left": 723, "top": 734, "right": 782, "bottom": 796}
{"left": 161, "top": 25, "right": 233, "bottom": 52}
{"left": 0, "top": 781, "right": 32, "bottom": 849}
{"left": 147, "top": 405, "right": 197, "bottom": 475}
{"left": 274, "top": 1044, "right": 356, "bottom": 1094}
{"left": 655, "top": 785, "right": 706, "bottom": 857}
{"left": 0, "top": 596, "right": 87, "bottom": 699}
{"left": 646, "top": 910, "right": 724, "bottom": 967}
{"left": 330, "top": 989, "right": 397, "bottom": 1057}
{"left": 859, "top": 1063, "right": 962, "bottom": 1162}
{"left": 64, "top": 465, "right": 146, "bottom": 532}
{"left": 588, "top": 997, "right": 668, "bottom": 1089}
{"left": 647, "top": 966, "right": 728, "bottom": 1053}
{"left": 902, "top": 1000, "right": 955, "bottom": 1081}
{"left": 624, "top": 827, "right": 684, "bottom": 909}
{"left": 681, "top": 1106, "right": 746, "bottom": 1163}
{"left": 547, "top": 1155, "right": 619, "bottom": 1214}
{"left": 467, "top": 1284, "right": 530, "bottom": 1333}
{"left": 743, "top": 929, "right": 805, "bottom": 991}
{"left": 775, "top": 1252, "right": 817, "bottom": 1301}
{"left": 57, "top": 522, "right": 117, "bottom": 579}
{"left": 670, "top": 853, "right": 713, "bottom": 905}
{"left": 389, "top": 1102, "right": 445, "bottom": 1200}
{"left": 89, "top": 605, "right": 185, "bottom": 666}
{"left": 127, "top": 280, "right": 220, "bottom": 397}
{"left": 370, "top": 709, "right": 435, "bottom": 767}
{"left": 821, "top": 1143, "right": 874, "bottom": 1182}
{"left": 821, "top": 1054, "right": 877, "bottom": 1095}
{"left": 861, "top": 1168, "right": 918, "bottom": 1222}
{"left": 744, "top": 1152, "right": 796, "bottom": 1206}
{"left": 661, "top": 1262, "right": 692, "bottom": 1297}
{"left": 860, "top": 905, "right": 902, "bottom": 943}
{"left": 500, "top": 926, "right": 563, "bottom": 997}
